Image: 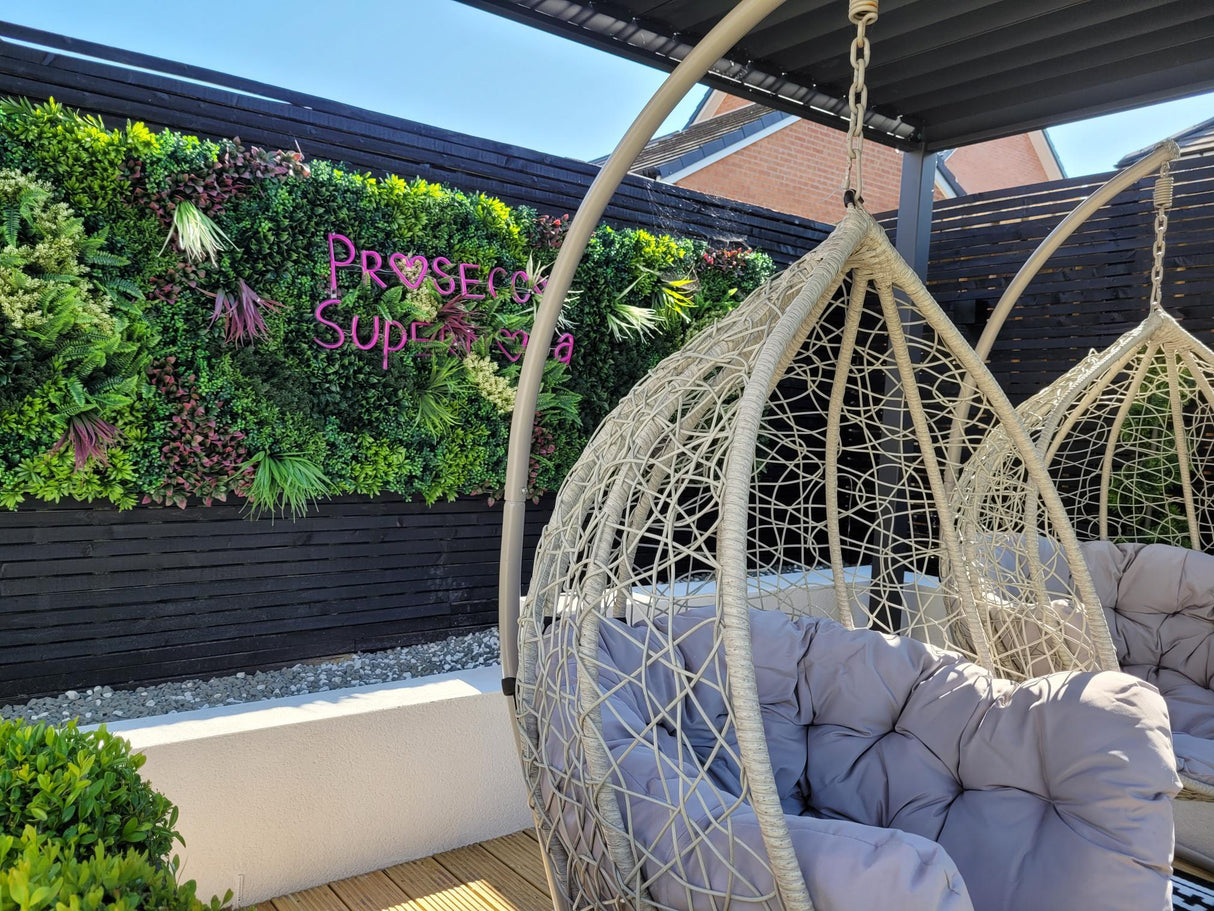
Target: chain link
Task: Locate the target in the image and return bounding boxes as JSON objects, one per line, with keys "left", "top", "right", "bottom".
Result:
{"left": 843, "top": 0, "right": 878, "bottom": 206}
{"left": 1149, "top": 160, "right": 1173, "bottom": 311}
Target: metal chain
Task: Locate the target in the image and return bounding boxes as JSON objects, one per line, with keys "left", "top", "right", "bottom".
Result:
{"left": 843, "top": 0, "right": 878, "bottom": 206}
{"left": 1149, "top": 159, "right": 1173, "bottom": 311}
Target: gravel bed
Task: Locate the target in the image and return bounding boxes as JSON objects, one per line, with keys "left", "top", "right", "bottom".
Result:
{"left": 1, "top": 627, "right": 500, "bottom": 726}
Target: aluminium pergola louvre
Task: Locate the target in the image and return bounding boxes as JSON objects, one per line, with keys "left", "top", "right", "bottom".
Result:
{"left": 455, "top": 0, "right": 1214, "bottom": 153}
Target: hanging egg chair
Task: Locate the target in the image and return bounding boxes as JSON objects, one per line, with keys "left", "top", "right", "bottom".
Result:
{"left": 497, "top": 3, "right": 1179, "bottom": 908}
{"left": 955, "top": 143, "right": 1214, "bottom": 876}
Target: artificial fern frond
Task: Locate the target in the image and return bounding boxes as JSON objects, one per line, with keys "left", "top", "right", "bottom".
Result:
{"left": 3, "top": 203, "right": 18, "bottom": 247}
{"left": 85, "top": 250, "right": 129, "bottom": 268}
{"left": 100, "top": 277, "right": 142, "bottom": 301}
{"left": 65, "top": 377, "right": 87, "bottom": 406}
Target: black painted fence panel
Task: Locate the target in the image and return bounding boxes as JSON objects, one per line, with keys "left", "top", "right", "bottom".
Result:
{"left": 0, "top": 496, "right": 552, "bottom": 702}
{"left": 4, "top": 24, "right": 1214, "bottom": 707}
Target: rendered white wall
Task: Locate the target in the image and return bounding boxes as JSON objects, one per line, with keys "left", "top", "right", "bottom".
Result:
{"left": 102, "top": 666, "right": 533, "bottom": 907}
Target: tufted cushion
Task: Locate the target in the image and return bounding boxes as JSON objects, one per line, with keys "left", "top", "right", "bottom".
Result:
{"left": 1082, "top": 540, "right": 1214, "bottom": 786}
{"left": 571, "top": 607, "right": 1179, "bottom": 911}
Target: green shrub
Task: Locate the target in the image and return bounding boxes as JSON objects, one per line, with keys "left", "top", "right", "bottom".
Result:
{"left": 0, "top": 720, "right": 180, "bottom": 864}
{"left": 0, "top": 828, "right": 226, "bottom": 911}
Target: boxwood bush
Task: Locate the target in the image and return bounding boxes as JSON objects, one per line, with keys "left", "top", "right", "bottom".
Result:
{"left": 0, "top": 720, "right": 179, "bottom": 863}
{"left": 0, "top": 98, "right": 775, "bottom": 516}
{"left": 0, "top": 719, "right": 228, "bottom": 910}
{"left": 0, "top": 828, "right": 225, "bottom": 911}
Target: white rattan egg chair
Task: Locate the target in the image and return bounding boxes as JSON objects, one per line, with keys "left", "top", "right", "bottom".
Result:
{"left": 955, "top": 143, "right": 1214, "bottom": 876}
{"left": 497, "top": 3, "right": 1180, "bottom": 908}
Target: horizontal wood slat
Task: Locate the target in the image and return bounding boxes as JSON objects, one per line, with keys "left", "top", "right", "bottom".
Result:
{"left": 3, "top": 28, "right": 1212, "bottom": 710}
{"left": 0, "top": 495, "right": 552, "bottom": 702}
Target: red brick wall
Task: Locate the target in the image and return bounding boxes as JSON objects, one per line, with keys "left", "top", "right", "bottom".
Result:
{"left": 692, "top": 91, "right": 752, "bottom": 123}
{"left": 672, "top": 117, "right": 1058, "bottom": 223}
{"left": 674, "top": 118, "right": 904, "bottom": 224}
{"left": 945, "top": 132, "right": 1055, "bottom": 194}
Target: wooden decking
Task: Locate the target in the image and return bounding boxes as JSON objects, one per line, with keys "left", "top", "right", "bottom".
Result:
{"left": 258, "top": 829, "right": 1214, "bottom": 911}
{"left": 255, "top": 830, "right": 552, "bottom": 911}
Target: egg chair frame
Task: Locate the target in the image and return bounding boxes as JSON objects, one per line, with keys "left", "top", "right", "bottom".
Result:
{"left": 496, "top": 2, "right": 1177, "bottom": 908}
{"left": 953, "top": 141, "right": 1214, "bottom": 810}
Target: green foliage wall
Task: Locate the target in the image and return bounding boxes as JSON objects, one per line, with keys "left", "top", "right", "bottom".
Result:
{"left": 0, "top": 99, "right": 775, "bottom": 515}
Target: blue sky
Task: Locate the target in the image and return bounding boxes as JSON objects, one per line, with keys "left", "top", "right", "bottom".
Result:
{"left": 6, "top": 0, "right": 1213, "bottom": 176}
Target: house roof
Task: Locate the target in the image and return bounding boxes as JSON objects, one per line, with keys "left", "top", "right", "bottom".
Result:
{"left": 620, "top": 94, "right": 1058, "bottom": 198}
{"left": 456, "top": 0, "right": 1214, "bottom": 153}
{"left": 935, "top": 158, "right": 964, "bottom": 197}
{"left": 1117, "top": 117, "right": 1214, "bottom": 167}
{"left": 604, "top": 102, "right": 792, "bottom": 178}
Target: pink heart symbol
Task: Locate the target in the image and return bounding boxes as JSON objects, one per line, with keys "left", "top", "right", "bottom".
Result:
{"left": 495, "top": 329, "right": 529, "bottom": 362}
{"left": 389, "top": 253, "right": 428, "bottom": 290}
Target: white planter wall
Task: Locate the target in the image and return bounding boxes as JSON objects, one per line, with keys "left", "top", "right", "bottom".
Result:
{"left": 102, "top": 666, "right": 532, "bottom": 907}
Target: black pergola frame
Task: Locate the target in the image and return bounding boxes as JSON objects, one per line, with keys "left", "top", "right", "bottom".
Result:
{"left": 456, "top": 0, "right": 1214, "bottom": 153}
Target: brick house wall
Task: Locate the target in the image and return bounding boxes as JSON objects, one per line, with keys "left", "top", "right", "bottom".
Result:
{"left": 945, "top": 131, "right": 1062, "bottom": 195}
{"left": 695, "top": 92, "right": 753, "bottom": 120}
{"left": 675, "top": 91, "right": 1061, "bottom": 223}
{"left": 674, "top": 118, "right": 905, "bottom": 221}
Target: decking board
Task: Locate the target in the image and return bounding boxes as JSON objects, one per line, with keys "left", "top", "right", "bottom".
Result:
{"left": 327, "top": 871, "right": 412, "bottom": 911}
{"left": 382, "top": 856, "right": 494, "bottom": 911}
{"left": 432, "top": 844, "right": 551, "bottom": 911}
{"left": 477, "top": 831, "right": 551, "bottom": 895}
{"left": 261, "top": 885, "right": 346, "bottom": 911}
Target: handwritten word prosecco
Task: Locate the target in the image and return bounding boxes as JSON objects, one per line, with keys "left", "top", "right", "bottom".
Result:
{"left": 326, "top": 233, "right": 547, "bottom": 302}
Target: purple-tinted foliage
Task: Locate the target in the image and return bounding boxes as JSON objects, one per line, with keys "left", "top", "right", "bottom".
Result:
{"left": 126, "top": 138, "right": 308, "bottom": 307}
{"left": 143, "top": 358, "right": 254, "bottom": 509}
{"left": 209, "top": 280, "right": 284, "bottom": 345}
{"left": 472, "top": 417, "right": 556, "bottom": 507}
{"left": 127, "top": 139, "right": 308, "bottom": 228}
{"left": 532, "top": 213, "right": 569, "bottom": 251}
{"left": 423, "top": 295, "right": 481, "bottom": 355}
{"left": 700, "top": 245, "right": 755, "bottom": 278}
{"left": 51, "top": 413, "right": 121, "bottom": 472}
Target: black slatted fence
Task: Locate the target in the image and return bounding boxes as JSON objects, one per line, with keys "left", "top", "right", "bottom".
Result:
{"left": 0, "top": 22, "right": 831, "bottom": 266}
{"left": 3, "top": 23, "right": 1213, "bottom": 703}
{"left": 0, "top": 26, "right": 828, "bottom": 701}
{"left": 0, "top": 496, "right": 550, "bottom": 701}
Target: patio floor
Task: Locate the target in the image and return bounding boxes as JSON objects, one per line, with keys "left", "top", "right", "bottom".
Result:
{"left": 254, "top": 830, "right": 552, "bottom": 911}
{"left": 257, "top": 828, "right": 1214, "bottom": 911}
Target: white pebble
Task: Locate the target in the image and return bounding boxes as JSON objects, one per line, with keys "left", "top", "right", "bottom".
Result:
{"left": 2, "top": 629, "right": 499, "bottom": 725}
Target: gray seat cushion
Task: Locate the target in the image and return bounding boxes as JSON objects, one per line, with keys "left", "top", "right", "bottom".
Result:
{"left": 1082, "top": 540, "right": 1214, "bottom": 787}
{"left": 552, "top": 606, "right": 1178, "bottom": 911}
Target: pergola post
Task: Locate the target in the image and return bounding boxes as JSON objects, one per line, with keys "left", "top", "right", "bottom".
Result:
{"left": 870, "top": 147, "right": 937, "bottom": 633}
{"left": 896, "top": 147, "right": 937, "bottom": 279}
